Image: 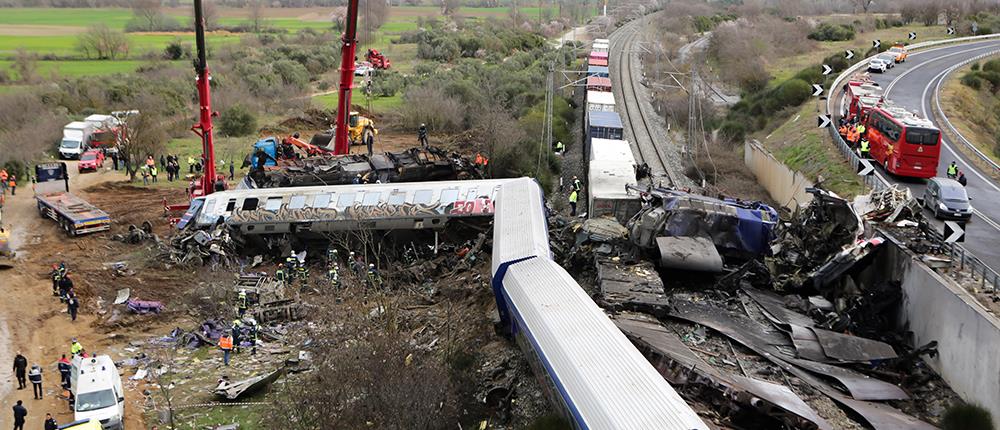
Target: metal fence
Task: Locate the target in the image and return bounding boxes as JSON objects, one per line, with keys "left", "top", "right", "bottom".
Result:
{"left": 824, "top": 33, "right": 1000, "bottom": 292}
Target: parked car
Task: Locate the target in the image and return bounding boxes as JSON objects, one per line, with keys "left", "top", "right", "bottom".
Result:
{"left": 868, "top": 57, "right": 890, "bottom": 73}
{"left": 78, "top": 150, "right": 105, "bottom": 173}
{"left": 354, "top": 62, "right": 372, "bottom": 76}
{"left": 923, "top": 177, "right": 972, "bottom": 220}
{"left": 876, "top": 53, "right": 896, "bottom": 69}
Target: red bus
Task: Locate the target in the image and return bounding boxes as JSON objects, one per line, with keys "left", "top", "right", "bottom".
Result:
{"left": 864, "top": 102, "right": 941, "bottom": 179}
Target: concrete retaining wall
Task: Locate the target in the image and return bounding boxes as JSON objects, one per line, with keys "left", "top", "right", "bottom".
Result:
{"left": 865, "top": 237, "right": 1000, "bottom": 423}
{"left": 743, "top": 140, "right": 813, "bottom": 210}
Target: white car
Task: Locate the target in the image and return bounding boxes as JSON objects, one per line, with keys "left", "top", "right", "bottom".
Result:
{"left": 876, "top": 53, "right": 896, "bottom": 69}
{"left": 868, "top": 57, "right": 890, "bottom": 73}
{"left": 354, "top": 63, "right": 372, "bottom": 76}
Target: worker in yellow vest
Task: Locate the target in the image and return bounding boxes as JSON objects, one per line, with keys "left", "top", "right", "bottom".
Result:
{"left": 569, "top": 190, "right": 578, "bottom": 216}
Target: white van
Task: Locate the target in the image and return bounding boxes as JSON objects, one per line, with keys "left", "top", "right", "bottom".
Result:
{"left": 72, "top": 355, "right": 125, "bottom": 430}
{"left": 60, "top": 121, "right": 94, "bottom": 159}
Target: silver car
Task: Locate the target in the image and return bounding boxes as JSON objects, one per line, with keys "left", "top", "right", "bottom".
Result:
{"left": 868, "top": 57, "right": 889, "bottom": 73}
{"left": 877, "top": 53, "right": 896, "bottom": 69}
{"left": 923, "top": 177, "right": 972, "bottom": 220}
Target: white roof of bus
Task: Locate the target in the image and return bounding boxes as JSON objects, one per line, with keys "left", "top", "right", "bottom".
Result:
{"left": 590, "top": 139, "right": 635, "bottom": 165}
{"left": 880, "top": 101, "right": 936, "bottom": 129}
{"left": 587, "top": 91, "right": 616, "bottom": 106}
{"left": 589, "top": 160, "right": 637, "bottom": 198}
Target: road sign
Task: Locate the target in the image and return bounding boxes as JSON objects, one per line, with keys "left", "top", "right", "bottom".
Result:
{"left": 972, "top": 22, "right": 979, "bottom": 34}
{"left": 857, "top": 158, "right": 875, "bottom": 176}
{"left": 822, "top": 64, "right": 833, "bottom": 75}
{"left": 818, "top": 114, "right": 831, "bottom": 128}
{"left": 947, "top": 27, "right": 956, "bottom": 35}
{"left": 845, "top": 50, "right": 855, "bottom": 60}
{"left": 908, "top": 32, "right": 917, "bottom": 40}
{"left": 944, "top": 221, "right": 966, "bottom": 243}
{"left": 812, "top": 84, "right": 824, "bottom": 97}
{"left": 873, "top": 40, "right": 881, "bottom": 49}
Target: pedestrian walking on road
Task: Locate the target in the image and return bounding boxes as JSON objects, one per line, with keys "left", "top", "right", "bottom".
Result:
{"left": 219, "top": 332, "right": 234, "bottom": 366}
{"left": 958, "top": 171, "right": 968, "bottom": 187}
{"left": 8, "top": 174, "right": 15, "bottom": 196}
{"left": 13, "top": 352, "right": 27, "bottom": 390}
{"left": 44, "top": 413, "right": 58, "bottom": 430}
{"left": 57, "top": 355, "right": 71, "bottom": 388}
{"left": 67, "top": 293, "right": 79, "bottom": 321}
{"left": 12, "top": 400, "right": 26, "bottom": 430}
{"left": 947, "top": 161, "right": 959, "bottom": 179}
{"left": 28, "top": 364, "right": 42, "bottom": 399}
{"left": 569, "top": 190, "right": 578, "bottom": 217}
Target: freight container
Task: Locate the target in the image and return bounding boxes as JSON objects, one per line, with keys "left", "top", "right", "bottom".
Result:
{"left": 587, "top": 111, "right": 624, "bottom": 142}
{"left": 588, "top": 160, "right": 640, "bottom": 222}
{"left": 589, "top": 138, "right": 635, "bottom": 167}
{"left": 593, "top": 42, "right": 609, "bottom": 53}
{"left": 586, "top": 76, "right": 612, "bottom": 92}
{"left": 588, "top": 57, "right": 608, "bottom": 67}
{"left": 585, "top": 91, "right": 616, "bottom": 112}
{"left": 587, "top": 65, "right": 610, "bottom": 78}
{"left": 589, "top": 51, "right": 609, "bottom": 62}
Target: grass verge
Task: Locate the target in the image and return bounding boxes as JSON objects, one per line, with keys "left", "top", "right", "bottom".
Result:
{"left": 939, "top": 61, "right": 1000, "bottom": 168}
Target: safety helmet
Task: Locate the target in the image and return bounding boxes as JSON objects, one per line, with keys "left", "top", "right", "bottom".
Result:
{"left": 240, "top": 289, "right": 246, "bottom": 294}
{"left": 290, "top": 250, "right": 295, "bottom": 256}
{"left": 369, "top": 263, "right": 375, "bottom": 268}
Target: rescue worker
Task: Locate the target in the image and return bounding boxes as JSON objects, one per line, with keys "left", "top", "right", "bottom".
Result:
{"left": 349, "top": 251, "right": 363, "bottom": 275}
{"left": 367, "top": 264, "right": 382, "bottom": 289}
{"left": 13, "top": 351, "right": 27, "bottom": 389}
{"left": 188, "top": 155, "right": 196, "bottom": 173}
{"left": 353, "top": 173, "right": 362, "bottom": 184}
{"left": 554, "top": 141, "right": 565, "bottom": 154}
{"left": 245, "top": 317, "right": 259, "bottom": 356}
{"left": 838, "top": 122, "right": 849, "bottom": 138}
{"left": 69, "top": 338, "right": 84, "bottom": 357}
{"left": 569, "top": 190, "right": 578, "bottom": 216}
{"left": 28, "top": 364, "right": 42, "bottom": 399}
{"left": 58, "top": 273, "right": 74, "bottom": 303}
{"left": 958, "top": 171, "right": 968, "bottom": 187}
{"left": 856, "top": 122, "right": 866, "bottom": 139}
{"left": 7, "top": 174, "right": 14, "bottom": 196}
{"left": 327, "top": 248, "right": 338, "bottom": 266}
{"left": 44, "top": 413, "right": 58, "bottom": 430}
{"left": 947, "top": 161, "right": 959, "bottom": 179}
{"left": 418, "top": 123, "right": 428, "bottom": 148}
{"left": 859, "top": 138, "right": 870, "bottom": 158}
{"left": 219, "top": 332, "right": 234, "bottom": 366}
{"left": 66, "top": 292, "right": 79, "bottom": 321}
{"left": 572, "top": 176, "right": 582, "bottom": 192}
{"left": 275, "top": 264, "right": 286, "bottom": 284}
{"left": 846, "top": 125, "right": 859, "bottom": 145}
{"left": 285, "top": 250, "right": 298, "bottom": 274}
{"left": 231, "top": 319, "right": 243, "bottom": 354}
{"left": 236, "top": 289, "right": 248, "bottom": 318}
{"left": 57, "top": 355, "right": 71, "bottom": 388}
{"left": 51, "top": 264, "right": 62, "bottom": 296}
{"left": 328, "top": 262, "right": 340, "bottom": 288}
{"left": 12, "top": 400, "right": 26, "bottom": 430}
{"left": 296, "top": 259, "right": 308, "bottom": 288}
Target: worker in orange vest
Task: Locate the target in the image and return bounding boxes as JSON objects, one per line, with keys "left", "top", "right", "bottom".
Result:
{"left": 7, "top": 174, "right": 15, "bottom": 196}
{"left": 219, "top": 332, "right": 234, "bottom": 366}
{"left": 846, "top": 127, "right": 858, "bottom": 145}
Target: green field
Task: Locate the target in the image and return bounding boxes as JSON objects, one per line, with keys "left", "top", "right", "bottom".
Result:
{"left": 0, "top": 59, "right": 170, "bottom": 80}
{"left": 0, "top": 8, "right": 137, "bottom": 29}
{"left": 0, "top": 33, "right": 240, "bottom": 57}
{"left": 314, "top": 92, "right": 403, "bottom": 114}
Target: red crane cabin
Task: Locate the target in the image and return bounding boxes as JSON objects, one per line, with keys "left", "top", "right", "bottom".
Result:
{"left": 864, "top": 101, "right": 941, "bottom": 179}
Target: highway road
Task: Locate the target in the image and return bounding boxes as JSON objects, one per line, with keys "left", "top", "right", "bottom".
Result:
{"left": 853, "top": 39, "right": 1000, "bottom": 269}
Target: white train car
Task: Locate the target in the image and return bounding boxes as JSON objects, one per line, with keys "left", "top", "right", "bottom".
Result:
{"left": 492, "top": 178, "right": 707, "bottom": 430}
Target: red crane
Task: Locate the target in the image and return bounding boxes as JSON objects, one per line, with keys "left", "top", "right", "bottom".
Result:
{"left": 332, "top": 0, "right": 361, "bottom": 155}
{"left": 192, "top": 0, "right": 218, "bottom": 195}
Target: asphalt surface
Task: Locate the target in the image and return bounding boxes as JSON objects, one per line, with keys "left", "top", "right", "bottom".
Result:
{"left": 856, "top": 39, "right": 1000, "bottom": 269}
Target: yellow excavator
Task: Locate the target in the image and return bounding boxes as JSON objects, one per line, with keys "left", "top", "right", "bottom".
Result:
{"left": 309, "top": 111, "right": 377, "bottom": 150}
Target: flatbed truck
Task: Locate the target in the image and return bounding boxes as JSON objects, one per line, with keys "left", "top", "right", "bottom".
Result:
{"left": 34, "top": 162, "right": 111, "bottom": 237}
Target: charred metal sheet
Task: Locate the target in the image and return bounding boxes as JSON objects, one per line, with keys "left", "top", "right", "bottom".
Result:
{"left": 782, "top": 355, "right": 908, "bottom": 401}
{"left": 743, "top": 287, "right": 815, "bottom": 329}
{"left": 655, "top": 236, "right": 723, "bottom": 272}
{"left": 668, "top": 301, "right": 930, "bottom": 429}
{"left": 614, "top": 315, "right": 831, "bottom": 430}
{"left": 810, "top": 327, "right": 898, "bottom": 362}
{"left": 790, "top": 324, "right": 827, "bottom": 362}
{"left": 597, "top": 259, "right": 670, "bottom": 312}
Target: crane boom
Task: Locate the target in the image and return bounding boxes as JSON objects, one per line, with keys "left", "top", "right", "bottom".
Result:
{"left": 333, "top": 0, "right": 360, "bottom": 155}
{"left": 193, "top": 0, "right": 217, "bottom": 195}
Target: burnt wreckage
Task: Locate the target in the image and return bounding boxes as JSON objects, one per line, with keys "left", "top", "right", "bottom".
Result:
{"left": 248, "top": 146, "right": 482, "bottom": 188}
{"left": 557, "top": 186, "right": 957, "bottom": 429}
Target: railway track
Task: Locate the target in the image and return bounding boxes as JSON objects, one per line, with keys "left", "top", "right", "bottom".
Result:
{"left": 611, "top": 21, "right": 676, "bottom": 187}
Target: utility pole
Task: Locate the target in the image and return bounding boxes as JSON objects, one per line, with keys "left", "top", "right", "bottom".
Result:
{"left": 537, "top": 63, "right": 555, "bottom": 176}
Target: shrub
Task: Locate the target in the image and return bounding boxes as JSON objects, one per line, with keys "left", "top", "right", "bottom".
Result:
{"left": 774, "top": 79, "right": 812, "bottom": 108}
{"left": 719, "top": 121, "right": 747, "bottom": 143}
{"left": 940, "top": 403, "right": 994, "bottom": 430}
{"left": 808, "top": 23, "right": 855, "bottom": 42}
{"left": 971, "top": 62, "right": 981, "bottom": 71}
{"left": 272, "top": 59, "right": 310, "bottom": 89}
{"left": 961, "top": 74, "right": 983, "bottom": 90}
{"left": 219, "top": 105, "right": 258, "bottom": 137}
{"left": 983, "top": 59, "right": 1000, "bottom": 73}
{"left": 163, "top": 40, "right": 185, "bottom": 60}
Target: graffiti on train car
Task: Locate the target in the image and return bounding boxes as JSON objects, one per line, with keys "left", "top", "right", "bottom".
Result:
{"left": 344, "top": 202, "right": 444, "bottom": 220}
{"left": 448, "top": 198, "right": 494, "bottom": 215}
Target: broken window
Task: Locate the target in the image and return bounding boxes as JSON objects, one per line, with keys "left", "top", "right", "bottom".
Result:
{"left": 225, "top": 199, "right": 236, "bottom": 212}
{"left": 242, "top": 198, "right": 258, "bottom": 211}
{"left": 289, "top": 195, "right": 307, "bottom": 209}
{"left": 265, "top": 197, "right": 283, "bottom": 211}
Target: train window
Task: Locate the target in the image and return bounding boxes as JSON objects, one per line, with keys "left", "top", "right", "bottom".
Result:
{"left": 465, "top": 187, "right": 478, "bottom": 200}
{"left": 361, "top": 191, "right": 384, "bottom": 206}
{"left": 337, "top": 193, "right": 356, "bottom": 208}
{"left": 242, "top": 198, "right": 258, "bottom": 211}
{"left": 289, "top": 195, "right": 307, "bottom": 209}
{"left": 440, "top": 188, "right": 459, "bottom": 205}
{"left": 312, "top": 194, "right": 331, "bottom": 209}
{"left": 414, "top": 190, "right": 433, "bottom": 205}
{"left": 388, "top": 191, "right": 406, "bottom": 205}
{"left": 265, "top": 197, "right": 283, "bottom": 211}
{"left": 225, "top": 199, "right": 236, "bottom": 212}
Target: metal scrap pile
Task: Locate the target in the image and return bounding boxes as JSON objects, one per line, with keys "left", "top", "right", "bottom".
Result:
{"left": 160, "top": 223, "right": 238, "bottom": 266}
{"left": 250, "top": 146, "right": 482, "bottom": 188}
{"left": 851, "top": 185, "right": 920, "bottom": 223}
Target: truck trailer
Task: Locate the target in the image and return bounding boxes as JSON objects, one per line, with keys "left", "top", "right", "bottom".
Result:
{"left": 59, "top": 122, "right": 95, "bottom": 160}
{"left": 34, "top": 163, "right": 111, "bottom": 237}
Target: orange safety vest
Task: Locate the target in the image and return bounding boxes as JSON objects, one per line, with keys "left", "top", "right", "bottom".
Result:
{"left": 219, "top": 336, "right": 233, "bottom": 350}
{"left": 8, "top": 178, "right": 14, "bottom": 187}
{"left": 474, "top": 154, "right": 484, "bottom": 165}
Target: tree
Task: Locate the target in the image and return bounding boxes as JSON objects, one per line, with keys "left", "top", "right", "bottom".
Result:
{"left": 131, "top": 0, "right": 162, "bottom": 31}
{"left": 442, "top": 0, "right": 460, "bottom": 16}
{"left": 248, "top": 0, "right": 265, "bottom": 33}
{"left": 76, "top": 24, "right": 129, "bottom": 60}
{"left": 196, "top": 0, "right": 219, "bottom": 31}
{"left": 12, "top": 49, "right": 38, "bottom": 84}
{"left": 360, "top": 0, "right": 391, "bottom": 33}
{"left": 852, "top": 0, "right": 874, "bottom": 13}
{"left": 117, "top": 102, "right": 167, "bottom": 181}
